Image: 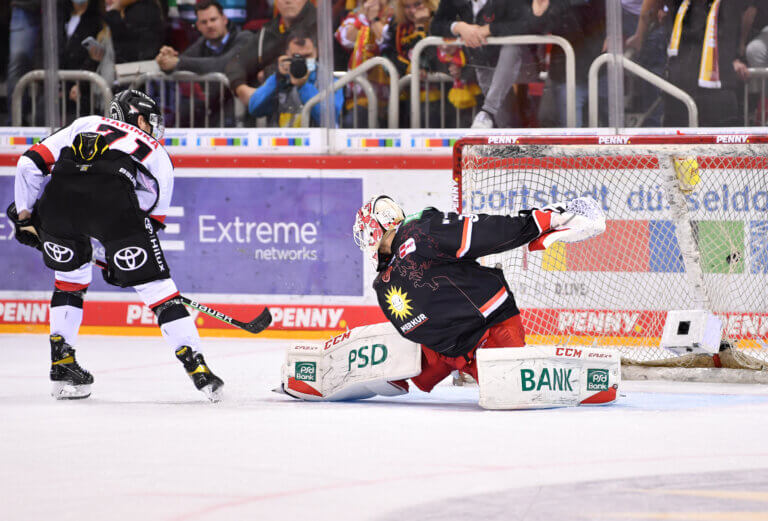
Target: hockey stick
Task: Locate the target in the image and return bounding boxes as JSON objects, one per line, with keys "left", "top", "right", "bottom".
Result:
{"left": 92, "top": 260, "right": 272, "bottom": 335}
{"left": 179, "top": 297, "right": 272, "bottom": 335}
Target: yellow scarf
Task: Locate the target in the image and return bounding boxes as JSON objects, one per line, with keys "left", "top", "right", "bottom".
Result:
{"left": 667, "top": 0, "right": 722, "bottom": 89}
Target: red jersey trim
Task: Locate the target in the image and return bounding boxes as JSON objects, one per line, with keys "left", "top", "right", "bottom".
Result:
{"left": 54, "top": 280, "right": 90, "bottom": 292}
{"left": 479, "top": 288, "right": 508, "bottom": 317}
{"left": 150, "top": 291, "right": 180, "bottom": 309}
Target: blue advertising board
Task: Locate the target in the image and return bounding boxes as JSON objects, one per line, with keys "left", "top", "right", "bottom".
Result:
{"left": 1, "top": 176, "right": 364, "bottom": 296}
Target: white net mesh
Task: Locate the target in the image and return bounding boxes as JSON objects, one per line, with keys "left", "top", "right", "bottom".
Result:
{"left": 456, "top": 137, "right": 768, "bottom": 367}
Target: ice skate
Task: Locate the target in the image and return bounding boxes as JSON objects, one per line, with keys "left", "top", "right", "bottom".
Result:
{"left": 50, "top": 334, "right": 93, "bottom": 400}
{"left": 175, "top": 346, "right": 224, "bottom": 402}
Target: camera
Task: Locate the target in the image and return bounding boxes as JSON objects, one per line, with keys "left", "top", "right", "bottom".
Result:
{"left": 289, "top": 54, "right": 308, "bottom": 78}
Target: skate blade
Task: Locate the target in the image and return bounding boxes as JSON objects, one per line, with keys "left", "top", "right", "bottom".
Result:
{"left": 52, "top": 382, "right": 92, "bottom": 400}
{"left": 202, "top": 383, "right": 223, "bottom": 403}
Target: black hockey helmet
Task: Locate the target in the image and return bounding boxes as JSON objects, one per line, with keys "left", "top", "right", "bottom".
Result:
{"left": 109, "top": 89, "right": 165, "bottom": 141}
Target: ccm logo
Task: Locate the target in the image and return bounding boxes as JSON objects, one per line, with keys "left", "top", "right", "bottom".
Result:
{"left": 325, "top": 330, "right": 351, "bottom": 350}
{"left": 555, "top": 347, "right": 582, "bottom": 357}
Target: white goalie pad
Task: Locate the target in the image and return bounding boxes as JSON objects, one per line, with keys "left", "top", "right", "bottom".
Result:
{"left": 476, "top": 345, "right": 620, "bottom": 410}
{"left": 281, "top": 322, "right": 422, "bottom": 401}
{"left": 531, "top": 197, "right": 607, "bottom": 251}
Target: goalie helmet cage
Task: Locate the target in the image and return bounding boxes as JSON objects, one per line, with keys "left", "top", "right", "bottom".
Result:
{"left": 453, "top": 135, "right": 768, "bottom": 382}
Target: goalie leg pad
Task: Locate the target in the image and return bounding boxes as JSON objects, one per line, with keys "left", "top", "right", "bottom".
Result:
{"left": 281, "top": 322, "right": 421, "bottom": 401}
{"left": 476, "top": 345, "right": 620, "bottom": 410}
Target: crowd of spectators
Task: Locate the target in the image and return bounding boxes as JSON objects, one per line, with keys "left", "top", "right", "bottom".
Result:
{"left": 3, "top": 0, "right": 768, "bottom": 128}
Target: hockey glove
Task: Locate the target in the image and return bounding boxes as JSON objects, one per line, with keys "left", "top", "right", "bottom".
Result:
{"left": 6, "top": 202, "right": 42, "bottom": 251}
{"left": 520, "top": 198, "right": 606, "bottom": 252}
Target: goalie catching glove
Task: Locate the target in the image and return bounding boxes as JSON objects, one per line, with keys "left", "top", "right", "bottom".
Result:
{"left": 6, "top": 202, "right": 41, "bottom": 250}
{"left": 521, "top": 196, "right": 606, "bottom": 252}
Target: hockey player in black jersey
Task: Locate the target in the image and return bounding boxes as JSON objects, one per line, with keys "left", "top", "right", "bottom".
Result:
{"left": 8, "top": 89, "right": 223, "bottom": 402}
{"left": 353, "top": 195, "right": 604, "bottom": 393}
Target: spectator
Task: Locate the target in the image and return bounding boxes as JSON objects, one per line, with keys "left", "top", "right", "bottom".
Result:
{"left": 541, "top": 0, "right": 605, "bottom": 128}
{"left": 7, "top": 0, "right": 41, "bottom": 125}
{"left": 60, "top": 0, "right": 108, "bottom": 122}
{"left": 625, "top": 0, "right": 670, "bottom": 126}
{"left": 431, "top": 0, "right": 568, "bottom": 128}
{"left": 156, "top": 0, "right": 249, "bottom": 74}
{"left": 336, "top": 0, "right": 390, "bottom": 126}
{"left": 233, "top": 31, "right": 344, "bottom": 127}
{"left": 664, "top": 0, "right": 750, "bottom": 127}
{"left": 226, "top": 0, "right": 317, "bottom": 90}
{"left": 174, "top": 0, "right": 247, "bottom": 28}
{"left": 380, "top": 0, "right": 447, "bottom": 127}
{"left": 104, "top": 0, "right": 164, "bottom": 64}
{"left": 746, "top": 2, "right": 768, "bottom": 70}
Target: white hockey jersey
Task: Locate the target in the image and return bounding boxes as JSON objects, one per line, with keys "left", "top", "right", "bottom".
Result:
{"left": 14, "top": 115, "right": 175, "bottom": 221}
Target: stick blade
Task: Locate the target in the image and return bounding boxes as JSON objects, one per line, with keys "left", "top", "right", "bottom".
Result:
{"left": 244, "top": 307, "right": 272, "bottom": 334}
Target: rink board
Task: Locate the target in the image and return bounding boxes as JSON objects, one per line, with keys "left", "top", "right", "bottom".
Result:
{"left": 0, "top": 152, "right": 451, "bottom": 337}
{"left": 1, "top": 131, "right": 766, "bottom": 340}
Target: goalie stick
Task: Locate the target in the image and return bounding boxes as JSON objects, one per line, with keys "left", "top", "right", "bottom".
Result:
{"left": 92, "top": 260, "right": 272, "bottom": 335}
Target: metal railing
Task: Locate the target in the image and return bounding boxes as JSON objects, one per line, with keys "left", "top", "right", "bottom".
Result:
{"left": 589, "top": 53, "right": 698, "bottom": 127}
{"left": 745, "top": 68, "right": 768, "bottom": 126}
{"left": 12, "top": 70, "right": 113, "bottom": 127}
{"left": 399, "top": 72, "right": 478, "bottom": 129}
{"left": 129, "top": 71, "right": 240, "bottom": 128}
{"left": 302, "top": 57, "right": 399, "bottom": 129}
{"left": 333, "top": 71, "right": 379, "bottom": 129}
{"left": 410, "top": 35, "right": 576, "bottom": 128}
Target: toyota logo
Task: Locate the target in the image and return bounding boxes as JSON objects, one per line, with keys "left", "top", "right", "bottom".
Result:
{"left": 43, "top": 242, "right": 74, "bottom": 263}
{"left": 114, "top": 246, "right": 148, "bottom": 271}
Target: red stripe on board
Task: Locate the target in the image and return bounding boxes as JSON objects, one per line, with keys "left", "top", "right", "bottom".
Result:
{"left": 0, "top": 154, "right": 452, "bottom": 169}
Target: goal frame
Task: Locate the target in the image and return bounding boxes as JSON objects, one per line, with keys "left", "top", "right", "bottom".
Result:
{"left": 452, "top": 133, "right": 768, "bottom": 381}
{"left": 452, "top": 134, "right": 768, "bottom": 215}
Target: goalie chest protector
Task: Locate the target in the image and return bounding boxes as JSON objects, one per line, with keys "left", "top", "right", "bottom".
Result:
{"left": 373, "top": 208, "right": 542, "bottom": 358}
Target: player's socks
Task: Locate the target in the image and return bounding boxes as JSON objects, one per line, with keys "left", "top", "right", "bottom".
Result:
{"left": 175, "top": 346, "right": 224, "bottom": 402}
{"left": 49, "top": 334, "right": 93, "bottom": 400}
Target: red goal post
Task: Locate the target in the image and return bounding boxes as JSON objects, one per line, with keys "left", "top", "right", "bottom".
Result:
{"left": 452, "top": 134, "right": 768, "bottom": 378}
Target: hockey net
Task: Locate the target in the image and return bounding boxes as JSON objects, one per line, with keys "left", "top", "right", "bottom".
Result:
{"left": 454, "top": 135, "right": 768, "bottom": 382}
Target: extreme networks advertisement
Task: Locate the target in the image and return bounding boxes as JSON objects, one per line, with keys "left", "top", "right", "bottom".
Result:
{"left": 0, "top": 176, "right": 363, "bottom": 296}
{"left": 0, "top": 173, "right": 381, "bottom": 334}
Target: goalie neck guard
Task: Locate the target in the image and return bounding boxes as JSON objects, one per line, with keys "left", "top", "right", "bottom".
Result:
{"left": 353, "top": 195, "right": 405, "bottom": 267}
{"left": 109, "top": 89, "right": 165, "bottom": 141}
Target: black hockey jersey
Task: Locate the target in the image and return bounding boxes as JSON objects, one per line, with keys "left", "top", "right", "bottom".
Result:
{"left": 373, "top": 208, "right": 542, "bottom": 358}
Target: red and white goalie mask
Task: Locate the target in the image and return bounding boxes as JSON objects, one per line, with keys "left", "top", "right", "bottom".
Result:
{"left": 353, "top": 195, "right": 405, "bottom": 266}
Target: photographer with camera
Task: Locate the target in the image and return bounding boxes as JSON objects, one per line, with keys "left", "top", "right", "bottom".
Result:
{"left": 233, "top": 30, "right": 343, "bottom": 127}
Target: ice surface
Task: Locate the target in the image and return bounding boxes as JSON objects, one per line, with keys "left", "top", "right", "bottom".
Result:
{"left": 2, "top": 334, "right": 768, "bottom": 521}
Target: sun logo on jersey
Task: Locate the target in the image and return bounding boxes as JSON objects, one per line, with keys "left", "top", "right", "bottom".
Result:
{"left": 385, "top": 286, "right": 413, "bottom": 321}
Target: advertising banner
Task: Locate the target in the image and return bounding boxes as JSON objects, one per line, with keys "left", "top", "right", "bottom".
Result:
{"left": 0, "top": 298, "right": 386, "bottom": 336}
{"left": 1, "top": 176, "right": 365, "bottom": 296}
